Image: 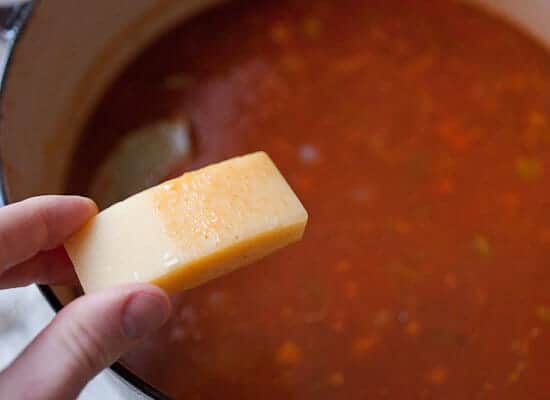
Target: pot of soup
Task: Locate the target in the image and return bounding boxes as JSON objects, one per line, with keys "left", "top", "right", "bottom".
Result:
{"left": 1, "top": 0, "right": 550, "bottom": 399}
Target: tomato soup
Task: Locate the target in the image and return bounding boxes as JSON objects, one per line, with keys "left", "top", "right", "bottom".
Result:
{"left": 69, "top": 0, "right": 550, "bottom": 398}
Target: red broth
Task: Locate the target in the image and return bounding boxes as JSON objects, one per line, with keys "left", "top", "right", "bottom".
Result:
{"left": 68, "top": 0, "right": 550, "bottom": 398}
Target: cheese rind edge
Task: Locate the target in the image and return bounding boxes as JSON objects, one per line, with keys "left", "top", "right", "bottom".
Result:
{"left": 65, "top": 151, "right": 308, "bottom": 294}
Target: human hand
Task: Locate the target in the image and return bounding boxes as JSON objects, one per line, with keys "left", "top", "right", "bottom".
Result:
{"left": 0, "top": 196, "right": 172, "bottom": 400}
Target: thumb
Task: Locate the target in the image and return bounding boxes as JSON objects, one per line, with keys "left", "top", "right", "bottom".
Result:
{"left": 0, "top": 284, "right": 171, "bottom": 400}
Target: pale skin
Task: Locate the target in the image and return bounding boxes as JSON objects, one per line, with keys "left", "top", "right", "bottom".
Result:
{"left": 0, "top": 196, "right": 172, "bottom": 400}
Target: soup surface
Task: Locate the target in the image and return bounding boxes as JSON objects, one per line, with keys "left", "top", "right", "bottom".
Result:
{"left": 69, "top": 0, "right": 550, "bottom": 398}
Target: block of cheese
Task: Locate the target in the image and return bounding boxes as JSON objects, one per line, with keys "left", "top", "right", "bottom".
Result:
{"left": 65, "top": 152, "right": 308, "bottom": 294}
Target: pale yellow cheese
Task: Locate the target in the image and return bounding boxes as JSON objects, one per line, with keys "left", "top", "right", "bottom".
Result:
{"left": 65, "top": 152, "right": 308, "bottom": 294}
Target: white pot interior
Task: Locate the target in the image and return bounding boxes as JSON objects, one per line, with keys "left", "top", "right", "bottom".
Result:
{"left": 0, "top": 0, "right": 222, "bottom": 202}
{"left": 1, "top": 0, "right": 550, "bottom": 396}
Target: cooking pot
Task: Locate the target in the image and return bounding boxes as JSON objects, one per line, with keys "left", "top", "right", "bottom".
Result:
{"left": 0, "top": 0, "right": 549, "bottom": 398}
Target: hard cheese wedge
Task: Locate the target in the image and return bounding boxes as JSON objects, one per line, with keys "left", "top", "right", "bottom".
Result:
{"left": 65, "top": 152, "right": 308, "bottom": 294}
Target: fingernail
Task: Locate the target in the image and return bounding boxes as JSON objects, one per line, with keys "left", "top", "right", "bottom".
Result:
{"left": 122, "top": 291, "right": 171, "bottom": 339}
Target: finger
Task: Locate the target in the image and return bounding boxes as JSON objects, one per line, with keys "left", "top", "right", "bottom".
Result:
{"left": 0, "top": 196, "right": 97, "bottom": 272}
{"left": 0, "top": 247, "right": 79, "bottom": 289}
{"left": 0, "top": 283, "right": 171, "bottom": 400}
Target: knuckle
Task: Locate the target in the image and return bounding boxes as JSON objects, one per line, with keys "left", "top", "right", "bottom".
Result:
{"left": 31, "top": 205, "right": 52, "bottom": 250}
{"left": 58, "top": 312, "right": 111, "bottom": 376}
